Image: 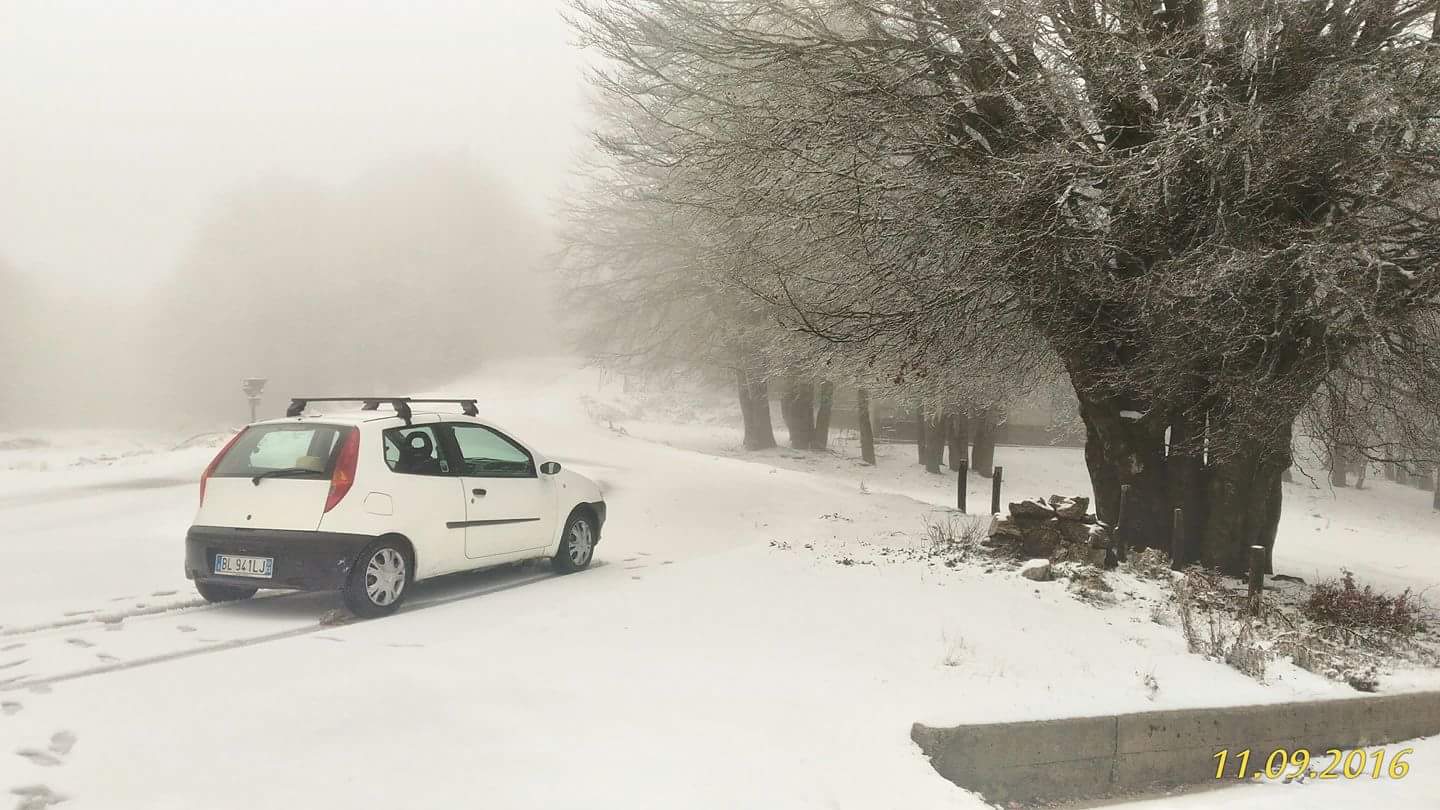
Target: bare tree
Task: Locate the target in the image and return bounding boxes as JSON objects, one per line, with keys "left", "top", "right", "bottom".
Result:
{"left": 572, "top": 0, "right": 1440, "bottom": 574}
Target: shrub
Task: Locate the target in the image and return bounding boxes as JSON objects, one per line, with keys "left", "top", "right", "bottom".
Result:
{"left": 1303, "top": 571, "right": 1426, "bottom": 637}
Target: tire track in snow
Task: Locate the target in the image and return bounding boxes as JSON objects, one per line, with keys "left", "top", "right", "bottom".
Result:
{"left": 0, "top": 565, "right": 588, "bottom": 692}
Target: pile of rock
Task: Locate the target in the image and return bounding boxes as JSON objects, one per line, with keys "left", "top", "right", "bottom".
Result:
{"left": 986, "top": 495, "right": 1113, "bottom": 568}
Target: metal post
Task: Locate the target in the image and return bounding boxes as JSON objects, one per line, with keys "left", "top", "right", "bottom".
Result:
{"left": 1247, "top": 545, "right": 1266, "bottom": 616}
{"left": 1115, "top": 484, "right": 1130, "bottom": 563}
{"left": 990, "top": 465, "right": 1004, "bottom": 515}
{"left": 248, "top": 398, "right": 259, "bottom": 423}
{"left": 957, "top": 461, "right": 968, "bottom": 512}
{"left": 1170, "top": 508, "right": 1185, "bottom": 570}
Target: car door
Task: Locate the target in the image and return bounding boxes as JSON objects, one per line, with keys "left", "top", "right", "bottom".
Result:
{"left": 444, "top": 422, "right": 553, "bottom": 560}
{"left": 377, "top": 422, "right": 468, "bottom": 577}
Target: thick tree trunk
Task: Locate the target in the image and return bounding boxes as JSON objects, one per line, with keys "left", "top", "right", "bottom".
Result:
{"left": 1433, "top": 473, "right": 1440, "bottom": 512}
{"left": 1076, "top": 393, "right": 1172, "bottom": 552}
{"left": 948, "top": 412, "right": 970, "bottom": 471}
{"left": 857, "top": 388, "right": 876, "bottom": 465}
{"left": 781, "top": 376, "right": 815, "bottom": 450}
{"left": 813, "top": 381, "right": 834, "bottom": 451}
{"left": 1074, "top": 381, "right": 1293, "bottom": 576}
{"left": 915, "top": 407, "right": 927, "bottom": 465}
{"left": 735, "top": 367, "right": 776, "bottom": 451}
{"left": 970, "top": 409, "right": 997, "bottom": 477}
{"left": 1195, "top": 423, "right": 1291, "bottom": 575}
{"left": 924, "top": 410, "right": 944, "bottom": 474}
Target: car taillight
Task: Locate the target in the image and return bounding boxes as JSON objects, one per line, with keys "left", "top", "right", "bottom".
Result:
{"left": 199, "top": 429, "right": 247, "bottom": 506}
{"left": 324, "top": 428, "right": 361, "bottom": 513}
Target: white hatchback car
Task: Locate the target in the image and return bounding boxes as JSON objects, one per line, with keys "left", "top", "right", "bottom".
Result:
{"left": 185, "top": 397, "right": 606, "bottom": 617}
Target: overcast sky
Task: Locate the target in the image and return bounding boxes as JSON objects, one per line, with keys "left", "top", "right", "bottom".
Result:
{"left": 0, "top": 0, "right": 587, "bottom": 291}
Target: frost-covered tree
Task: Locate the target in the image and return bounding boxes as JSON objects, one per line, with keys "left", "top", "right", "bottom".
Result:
{"left": 573, "top": 0, "right": 1440, "bottom": 573}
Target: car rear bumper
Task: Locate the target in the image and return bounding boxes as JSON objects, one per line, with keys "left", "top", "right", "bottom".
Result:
{"left": 185, "top": 525, "right": 373, "bottom": 591}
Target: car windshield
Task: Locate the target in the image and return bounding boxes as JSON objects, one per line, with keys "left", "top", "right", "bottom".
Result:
{"left": 210, "top": 424, "right": 345, "bottom": 479}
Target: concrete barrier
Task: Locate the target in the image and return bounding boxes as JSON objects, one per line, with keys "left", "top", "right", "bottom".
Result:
{"left": 912, "top": 691, "right": 1440, "bottom": 804}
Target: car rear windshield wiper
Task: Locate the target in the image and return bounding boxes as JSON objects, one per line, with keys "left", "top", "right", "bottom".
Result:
{"left": 252, "top": 467, "right": 322, "bottom": 485}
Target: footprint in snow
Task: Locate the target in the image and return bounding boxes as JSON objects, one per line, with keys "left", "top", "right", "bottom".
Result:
{"left": 0, "top": 659, "right": 29, "bottom": 671}
{"left": 0, "top": 643, "right": 23, "bottom": 652}
{"left": 14, "top": 749, "right": 61, "bottom": 767}
{"left": 48, "top": 732, "right": 76, "bottom": 757}
{"left": 151, "top": 590, "right": 178, "bottom": 597}
{"left": 108, "top": 595, "right": 136, "bottom": 602}
{"left": 95, "top": 653, "right": 120, "bottom": 663}
{"left": 661, "top": 560, "right": 674, "bottom": 565}
{"left": 26, "top": 684, "right": 51, "bottom": 695}
{"left": 60, "top": 610, "right": 95, "bottom": 617}
{"left": 11, "top": 784, "right": 67, "bottom": 810}
{"left": 64, "top": 639, "right": 94, "bottom": 649}
{"left": 1, "top": 701, "right": 21, "bottom": 716}
{"left": 630, "top": 576, "right": 643, "bottom": 581}
{"left": 176, "top": 625, "right": 196, "bottom": 633}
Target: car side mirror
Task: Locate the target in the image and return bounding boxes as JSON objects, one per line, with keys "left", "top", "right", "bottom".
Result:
{"left": 539, "top": 461, "right": 562, "bottom": 475}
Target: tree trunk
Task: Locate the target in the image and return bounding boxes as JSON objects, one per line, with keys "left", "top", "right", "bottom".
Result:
{"left": 971, "top": 409, "right": 997, "bottom": 477}
{"left": 735, "top": 367, "right": 776, "bottom": 451}
{"left": 1074, "top": 381, "right": 1294, "bottom": 576}
{"left": 1328, "top": 441, "right": 1348, "bottom": 488}
{"left": 781, "top": 376, "right": 815, "bottom": 450}
{"left": 1418, "top": 464, "right": 1436, "bottom": 492}
{"left": 1076, "top": 393, "right": 1172, "bottom": 553}
{"left": 915, "top": 407, "right": 927, "bottom": 465}
{"left": 857, "top": 388, "right": 876, "bottom": 465}
{"left": 948, "top": 412, "right": 970, "bottom": 471}
{"left": 924, "top": 410, "right": 944, "bottom": 474}
{"left": 1433, "top": 473, "right": 1439, "bottom": 512}
{"left": 1195, "top": 423, "right": 1291, "bottom": 575}
{"left": 812, "top": 381, "right": 834, "bottom": 451}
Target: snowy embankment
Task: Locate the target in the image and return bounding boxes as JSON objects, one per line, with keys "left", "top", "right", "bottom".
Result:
{"left": 0, "top": 359, "right": 1437, "bottom": 809}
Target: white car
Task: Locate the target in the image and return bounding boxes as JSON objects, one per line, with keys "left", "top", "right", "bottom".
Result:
{"left": 185, "top": 397, "right": 606, "bottom": 617}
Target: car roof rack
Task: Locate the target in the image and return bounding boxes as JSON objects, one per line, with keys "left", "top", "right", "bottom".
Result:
{"left": 285, "top": 397, "right": 479, "bottom": 424}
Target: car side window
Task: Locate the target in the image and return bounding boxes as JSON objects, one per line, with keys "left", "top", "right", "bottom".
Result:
{"left": 382, "top": 426, "right": 453, "bottom": 476}
{"left": 449, "top": 424, "right": 535, "bottom": 478}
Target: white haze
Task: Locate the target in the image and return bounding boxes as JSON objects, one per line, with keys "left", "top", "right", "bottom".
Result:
{"left": 0, "top": 0, "right": 586, "bottom": 426}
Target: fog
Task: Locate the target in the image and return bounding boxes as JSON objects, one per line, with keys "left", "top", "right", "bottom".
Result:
{"left": 0, "top": 0, "right": 585, "bottom": 427}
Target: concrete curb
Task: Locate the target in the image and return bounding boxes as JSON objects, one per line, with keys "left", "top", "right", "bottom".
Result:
{"left": 912, "top": 691, "right": 1440, "bottom": 804}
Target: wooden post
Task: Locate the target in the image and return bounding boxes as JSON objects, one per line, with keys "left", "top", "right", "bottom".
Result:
{"left": 957, "top": 462, "right": 968, "bottom": 512}
{"left": 1170, "top": 507, "right": 1185, "bottom": 570}
{"left": 990, "top": 465, "right": 1004, "bottom": 515}
{"left": 1247, "top": 545, "right": 1266, "bottom": 616}
{"left": 1433, "top": 474, "right": 1440, "bottom": 511}
{"left": 1115, "top": 484, "right": 1130, "bottom": 563}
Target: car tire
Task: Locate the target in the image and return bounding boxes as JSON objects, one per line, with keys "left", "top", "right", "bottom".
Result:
{"left": 552, "top": 510, "right": 597, "bottom": 574}
{"left": 195, "top": 581, "right": 258, "bottom": 603}
{"left": 343, "top": 539, "right": 411, "bottom": 618}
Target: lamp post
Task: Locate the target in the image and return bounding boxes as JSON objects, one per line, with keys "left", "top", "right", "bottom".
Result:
{"left": 241, "top": 377, "right": 267, "bottom": 423}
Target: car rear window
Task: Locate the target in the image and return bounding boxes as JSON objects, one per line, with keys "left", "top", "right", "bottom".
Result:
{"left": 211, "top": 424, "right": 346, "bottom": 479}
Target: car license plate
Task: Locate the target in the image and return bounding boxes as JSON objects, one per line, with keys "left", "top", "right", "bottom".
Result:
{"left": 214, "top": 554, "right": 274, "bottom": 579}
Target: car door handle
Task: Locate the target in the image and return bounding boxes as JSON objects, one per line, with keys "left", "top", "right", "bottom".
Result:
{"left": 472, "top": 488, "right": 487, "bottom": 497}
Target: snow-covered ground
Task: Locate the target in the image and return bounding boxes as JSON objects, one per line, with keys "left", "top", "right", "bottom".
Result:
{"left": 0, "top": 359, "right": 1436, "bottom": 809}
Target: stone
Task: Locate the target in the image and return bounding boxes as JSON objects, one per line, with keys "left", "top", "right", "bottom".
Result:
{"left": 1009, "top": 499, "right": 1055, "bottom": 522}
{"left": 989, "top": 518, "right": 1024, "bottom": 541}
{"left": 1049, "top": 496, "right": 1090, "bottom": 520}
{"left": 1020, "top": 559, "right": 1052, "bottom": 581}
{"left": 1021, "top": 524, "right": 1063, "bottom": 558}
{"left": 1056, "top": 518, "right": 1093, "bottom": 547}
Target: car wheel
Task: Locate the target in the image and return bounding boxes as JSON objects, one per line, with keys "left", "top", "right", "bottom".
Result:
{"left": 195, "top": 581, "right": 258, "bottom": 603}
{"left": 552, "top": 510, "right": 596, "bottom": 574}
{"left": 343, "top": 540, "right": 411, "bottom": 618}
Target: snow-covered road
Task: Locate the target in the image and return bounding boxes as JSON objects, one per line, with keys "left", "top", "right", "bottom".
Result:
{"left": 1, "top": 361, "right": 1437, "bottom": 809}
